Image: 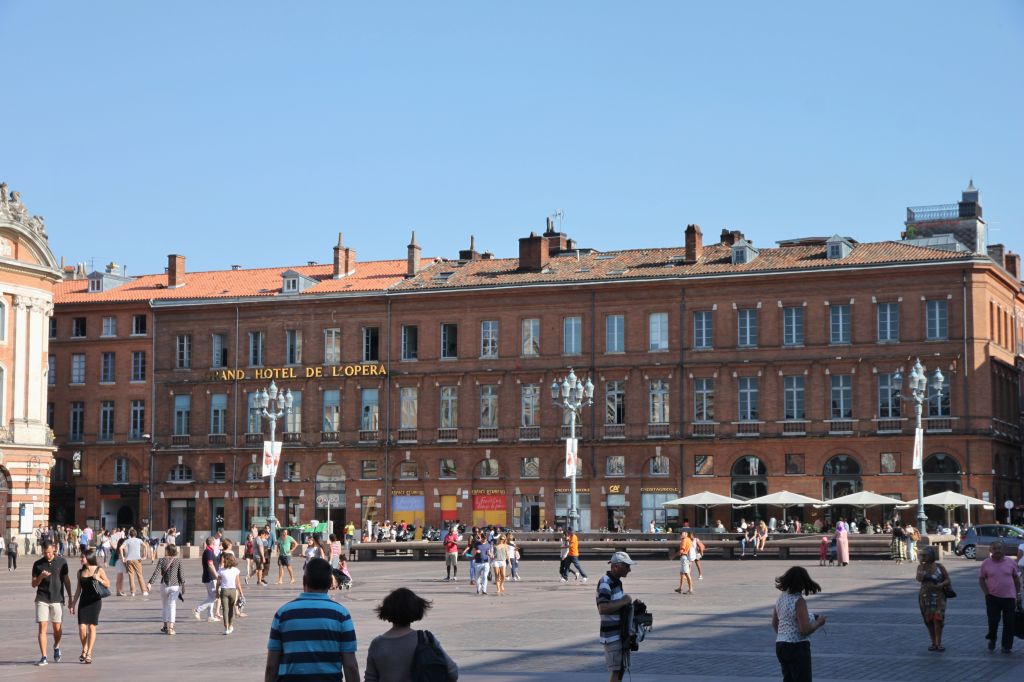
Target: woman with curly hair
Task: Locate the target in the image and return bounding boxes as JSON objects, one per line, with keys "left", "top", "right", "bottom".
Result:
{"left": 771, "top": 566, "right": 827, "bottom": 681}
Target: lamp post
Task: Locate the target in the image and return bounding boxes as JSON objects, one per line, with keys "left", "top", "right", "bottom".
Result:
{"left": 893, "top": 358, "right": 944, "bottom": 534}
{"left": 254, "top": 381, "right": 292, "bottom": 540}
{"left": 550, "top": 368, "right": 594, "bottom": 533}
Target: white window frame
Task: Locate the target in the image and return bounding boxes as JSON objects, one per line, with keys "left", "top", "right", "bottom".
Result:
{"left": 648, "top": 312, "right": 669, "bottom": 351}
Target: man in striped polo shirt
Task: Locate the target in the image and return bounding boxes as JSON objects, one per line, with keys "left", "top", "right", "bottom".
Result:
{"left": 265, "top": 558, "right": 359, "bottom": 682}
{"left": 596, "top": 551, "right": 634, "bottom": 682}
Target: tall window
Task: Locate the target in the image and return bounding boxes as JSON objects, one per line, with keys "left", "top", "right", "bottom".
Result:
{"left": 693, "top": 378, "right": 714, "bottom": 421}
{"left": 783, "top": 376, "right": 805, "bottom": 420}
{"left": 738, "top": 377, "right": 759, "bottom": 420}
{"left": 830, "top": 375, "right": 853, "bottom": 419}
{"left": 176, "top": 334, "right": 192, "bottom": 369}
{"left": 926, "top": 300, "right": 948, "bottom": 341}
{"left": 101, "top": 352, "right": 115, "bottom": 383}
{"left": 360, "top": 389, "right": 379, "bottom": 430}
{"left": 285, "top": 391, "right": 302, "bottom": 432}
{"left": 783, "top": 307, "right": 804, "bottom": 346}
{"left": 114, "top": 457, "right": 129, "bottom": 484}
{"left": 71, "top": 354, "right": 85, "bottom": 384}
{"left": 606, "top": 314, "right": 624, "bottom": 353}
{"left": 927, "top": 376, "right": 951, "bottom": 417}
{"left": 47, "top": 355, "right": 56, "bottom": 386}
{"left": 131, "top": 351, "right": 146, "bottom": 382}
{"left": 480, "top": 321, "right": 498, "bottom": 358}
{"left": 323, "top": 328, "right": 341, "bottom": 365}
{"left": 563, "top": 316, "right": 582, "bottom": 355}
{"left": 877, "top": 373, "right": 901, "bottom": 418}
{"left": 693, "top": 310, "right": 713, "bottom": 349}
{"left": 72, "top": 317, "right": 87, "bottom": 338}
{"left": 650, "top": 455, "right": 670, "bottom": 476}
{"left": 605, "top": 381, "right": 625, "bottom": 425}
{"left": 877, "top": 302, "right": 899, "bottom": 342}
{"left": 248, "top": 331, "right": 264, "bottom": 366}
{"left": 521, "top": 318, "right": 540, "bottom": 356}
{"left": 210, "top": 394, "right": 227, "bottom": 434}
{"left": 49, "top": 317, "right": 57, "bottom": 339}
{"left": 521, "top": 384, "right": 540, "bottom": 426}
{"left": 737, "top": 308, "right": 758, "bottom": 347}
{"left": 400, "top": 387, "right": 418, "bottom": 429}
{"left": 101, "top": 316, "right": 117, "bottom": 337}
{"left": 130, "top": 401, "right": 145, "bottom": 440}
{"left": 441, "top": 323, "right": 458, "bottom": 359}
{"left": 362, "top": 327, "right": 379, "bottom": 362}
{"left": 173, "top": 395, "right": 191, "bottom": 435}
{"left": 99, "top": 401, "right": 115, "bottom": 441}
{"left": 649, "top": 379, "right": 669, "bottom": 424}
{"left": 440, "top": 386, "right": 458, "bottom": 428}
{"left": 247, "top": 392, "right": 263, "bottom": 433}
{"left": 322, "top": 390, "right": 340, "bottom": 431}
{"left": 211, "top": 333, "right": 227, "bottom": 368}
{"left": 285, "top": 329, "right": 302, "bottom": 365}
{"left": 131, "top": 314, "right": 147, "bottom": 335}
{"left": 830, "top": 304, "right": 851, "bottom": 344}
{"left": 648, "top": 312, "right": 669, "bottom": 351}
{"left": 69, "top": 402, "right": 84, "bottom": 441}
{"left": 479, "top": 385, "right": 498, "bottom": 428}
{"left": 400, "top": 325, "right": 418, "bottom": 361}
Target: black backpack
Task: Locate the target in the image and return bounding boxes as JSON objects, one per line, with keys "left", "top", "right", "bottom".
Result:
{"left": 411, "top": 630, "right": 448, "bottom": 682}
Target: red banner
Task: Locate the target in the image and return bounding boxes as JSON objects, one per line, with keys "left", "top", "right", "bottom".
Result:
{"left": 472, "top": 494, "right": 506, "bottom": 511}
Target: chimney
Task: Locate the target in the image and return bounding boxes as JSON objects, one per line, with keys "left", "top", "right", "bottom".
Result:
{"left": 1004, "top": 252, "right": 1020, "bottom": 280}
{"left": 685, "top": 224, "right": 703, "bottom": 262}
{"left": 167, "top": 254, "right": 185, "bottom": 288}
{"left": 333, "top": 233, "right": 356, "bottom": 279}
{"left": 543, "top": 216, "right": 569, "bottom": 255}
{"left": 987, "top": 243, "right": 1005, "bottom": 266}
{"left": 458, "top": 234, "right": 480, "bottom": 261}
{"left": 407, "top": 230, "right": 421, "bottom": 277}
{"left": 720, "top": 229, "right": 744, "bottom": 246}
{"left": 518, "top": 231, "right": 550, "bottom": 272}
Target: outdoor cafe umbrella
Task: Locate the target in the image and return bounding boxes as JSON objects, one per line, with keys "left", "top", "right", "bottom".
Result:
{"left": 823, "top": 491, "right": 904, "bottom": 525}
{"left": 907, "top": 490, "right": 993, "bottom": 528}
{"left": 744, "top": 490, "right": 824, "bottom": 522}
{"left": 662, "top": 492, "right": 743, "bottom": 527}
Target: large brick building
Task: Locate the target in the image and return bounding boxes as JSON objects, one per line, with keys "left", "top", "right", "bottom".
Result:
{"left": 50, "top": 185, "right": 1024, "bottom": 543}
{"left": 0, "top": 183, "right": 61, "bottom": 546}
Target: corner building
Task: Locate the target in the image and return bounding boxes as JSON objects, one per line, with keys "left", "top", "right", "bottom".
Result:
{"left": 52, "top": 187, "right": 1024, "bottom": 542}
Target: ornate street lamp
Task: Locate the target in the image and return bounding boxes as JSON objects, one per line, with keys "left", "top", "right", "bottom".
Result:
{"left": 255, "top": 381, "right": 292, "bottom": 540}
{"left": 893, "top": 358, "right": 945, "bottom": 535}
{"left": 550, "top": 368, "right": 594, "bottom": 532}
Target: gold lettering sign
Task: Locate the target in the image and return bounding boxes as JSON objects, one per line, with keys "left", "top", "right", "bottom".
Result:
{"left": 470, "top": 489, "right": 505, "bottom": 495}
{"left": 608, "top": 485, "right": 622, "bottom": 493}
{"left": 640, "top": 487, "right": 679, "bottom": 493}
{"left": 555, "top": 488, "right": 591, "bottom": 493}
{"left": 207, "top": 363, "right": 387, "bottom": 383}
{"left": 390, "top": 490, "right": 424, "bottom": 497}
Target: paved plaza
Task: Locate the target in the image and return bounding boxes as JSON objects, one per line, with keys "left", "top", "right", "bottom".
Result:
{"left": 1, "top": 551, "right": 1023, "bottom": 681}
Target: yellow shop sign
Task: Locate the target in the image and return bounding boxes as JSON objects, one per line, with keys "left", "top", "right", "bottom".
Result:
{"left": 207, "top": 363, "right": 388, "bottom": 382}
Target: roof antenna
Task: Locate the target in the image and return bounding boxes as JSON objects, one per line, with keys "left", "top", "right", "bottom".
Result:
{"left": 550, "top": 209, "right": 564, "bottom": 231}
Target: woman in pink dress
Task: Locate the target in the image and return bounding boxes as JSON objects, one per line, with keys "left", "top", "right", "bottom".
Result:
{"left": 834, "top": 518, "right": 850, "bottom": 566}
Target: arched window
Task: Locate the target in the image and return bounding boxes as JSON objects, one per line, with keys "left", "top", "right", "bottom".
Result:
{"left": 167, "top": 464, "right": 193, "bottom": 482}
{"left": 923, "top": 453, "right": 962, "bottom": 495}
{"left": 479, "top": 459, "right": 499, "bottom": 479}
{"left": 822, "top": 455, "right": 863, "bottom": 521}
{"left": 731, "top": 456, "right": 767, "bottom": 524}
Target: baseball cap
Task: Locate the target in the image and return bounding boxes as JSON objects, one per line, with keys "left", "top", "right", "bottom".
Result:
{"left": 608, "top": 551, "right": 635, "bottom": 565}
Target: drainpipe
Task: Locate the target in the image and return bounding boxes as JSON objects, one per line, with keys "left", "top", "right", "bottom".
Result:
{"left": 383, "top": 296, "right": 392, "bottom": 523}
{"left": 678, "top": 287, "right": 686, "bottom": 509}
{"left": 148, "top": 305, "right": 157, "bottom": 531}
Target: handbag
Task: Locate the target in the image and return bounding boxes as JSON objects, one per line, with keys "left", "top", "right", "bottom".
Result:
{"left": 95, "top": 580, "right": 112, "bottom": 599}
{"left": 942, "top": 585, "right": 957, "bottom": 599}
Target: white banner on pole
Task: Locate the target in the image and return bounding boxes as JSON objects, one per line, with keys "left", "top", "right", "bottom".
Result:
{"left": 912, "top": 427, "right": 923, "bottom": 471}
{"left": 565, "top": 437, "right": 578, "bottom": 478}
{"left": 262, "top": 440, "right": 282, "bottom": 477}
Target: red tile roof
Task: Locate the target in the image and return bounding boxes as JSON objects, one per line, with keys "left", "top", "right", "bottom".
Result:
{"left": 391, "top": 241, "right": 977, "bottom": 291}
{"left": 54, "top": 259, "right": 435, "bottom": 304}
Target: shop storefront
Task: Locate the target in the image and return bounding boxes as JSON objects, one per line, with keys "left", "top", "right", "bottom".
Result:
{"left": 641, "top": 488, "right": 679, "bottom": 530}
{"left": 472, "top": 489, "right": 507, "bottom": 527}
{"left": 391, "top": 490, "right": 425, "bottom": 528}
{"left": 554, "top": 489, "right": 591, "bottom": 531}
{"left": 606, "top": 486, "right": 627, "bottom": 531}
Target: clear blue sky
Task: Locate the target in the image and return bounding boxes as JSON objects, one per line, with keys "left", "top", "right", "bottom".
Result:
{"left": 2, "top": 2, "right": 1021, "bottom": 274}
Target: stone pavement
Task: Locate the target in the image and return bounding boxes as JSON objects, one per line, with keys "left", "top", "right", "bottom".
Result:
{"left": 1, "top": 552, "right": 1022, "bottom": 681}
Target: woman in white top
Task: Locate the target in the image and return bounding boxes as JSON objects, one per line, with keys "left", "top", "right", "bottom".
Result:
{"left": 216, "top": 553, "right": 244, "bottom": 635}
{"left": 772, "top": 566, "right": 826, "bottom": 682}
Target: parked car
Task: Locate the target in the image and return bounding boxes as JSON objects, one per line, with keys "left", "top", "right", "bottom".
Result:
{"left": 955, "top": 524, "right": 1024, "bottom": 560}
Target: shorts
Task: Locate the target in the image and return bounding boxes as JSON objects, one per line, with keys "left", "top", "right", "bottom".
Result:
{"left": 679, "top": 556, "right": 691, "bottom": 574}
{"left": 603, "top": 641, "right": 623, "bottom": 672}
{"left": 35, "top": 601, "right": 63, "bottom": 624}
{"left": 278, "top": 555, "right": 291, "bottom": 567}
{"left": 252, "top": 555, "right": 265, "bottom": 569}
{"left": 492, "top": 560, "right": 505, "bottom": 569}
{"left": 445, "top": 553, "right": 458, "bottom": 567}
{"left": 116, "top": 561, "right": 127, "bottom": 575}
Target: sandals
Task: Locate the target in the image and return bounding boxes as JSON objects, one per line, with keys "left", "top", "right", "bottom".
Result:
{"left": 84, "top": 655, "right": 92, "bottom": 664}
{"left": 79, "top": 654, "right": 86, "bottom": 662}
{"left": 927, "top": 645, "right": 937, "bottom": 651}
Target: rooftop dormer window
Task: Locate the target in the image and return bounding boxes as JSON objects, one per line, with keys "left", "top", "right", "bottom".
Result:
{"left": 731, "top": 239, "right": 758, "bottom": 265}
{"left": 826, "top": 235, "right": 853, "bottom": 260}
{"left": 280, "top": 269, "right": 315, "bottom": 294}
{"left": 284, "top": 277, "right": 299, "bottom": 292}
{"left": 88, "top": 278, "right": 102, "bottom": 292}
